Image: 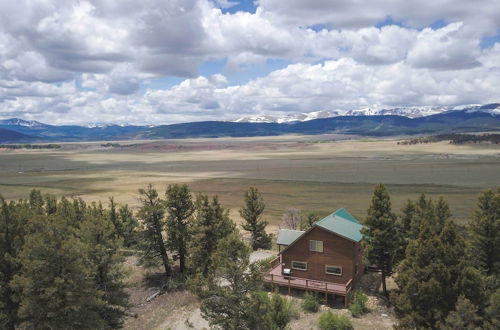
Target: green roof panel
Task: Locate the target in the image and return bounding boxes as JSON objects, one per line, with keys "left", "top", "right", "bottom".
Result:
{"left": 315, "top": 208, "right": 363, "bottom": 242}
{"left": 331, "top": 208, "right": 360, "bottom": 224}
{"left": 276, "top": 229, "right": 305, "bottom": 246}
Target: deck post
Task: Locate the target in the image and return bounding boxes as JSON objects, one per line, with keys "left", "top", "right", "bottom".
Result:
{"left": 306, "top": 279, "right": 308, "bottom": 288}
{"left": 271, "top": 274, "right": 274, "bottom": 284}
{"left": 288, "top": 277, "right": 291, "bottom": 295}
{"left": 325, "top": 291, "right": 328, "bottom": 305}
{"left": 344, "top": 295, "right": 349, "bottom": 308}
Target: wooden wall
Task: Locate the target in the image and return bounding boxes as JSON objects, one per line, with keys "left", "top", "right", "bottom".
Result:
{"left": 281, "top": 226, "right": 362, "bottom": 285}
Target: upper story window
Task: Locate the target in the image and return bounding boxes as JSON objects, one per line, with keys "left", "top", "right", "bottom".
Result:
{"left": 309, "top": 240, "right": 323, "bottom": 252}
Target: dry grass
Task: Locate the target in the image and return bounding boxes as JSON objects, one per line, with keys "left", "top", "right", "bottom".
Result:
{"left": 1, "top": 136, "right": 499, "bottom": 228}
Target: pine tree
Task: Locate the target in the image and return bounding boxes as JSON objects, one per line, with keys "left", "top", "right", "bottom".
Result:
{"left": 118, "top": 204, "right": 139, "bottom": 248}
{"left": 78, "top": 203, "right": 129, "bottom": 329}
{"left": 14, "top": 213, "right": 105, "bottom": 329}
{"left": 108, "top": 197, "right": 121, "bottom": 237}
{"left": 468, "top": 189, "right": 500, "bottom": 276}
{"left": 398, "top": 199, "right": 417, "bottom": 260}
{"left": 361, "top": 183, "right": 400, "bottom": 297}
{"left": 188, "top": 194, "right": 236, "bottom": 280}
{"left": 439, "top": 296, "right": 483, "bottom": 330}
{"left": 28, "top": 189, "right": 44, "bottom": 213}
{"left": 485, "top": 289, "right": 500, "bottom": 329}
{"left": 137, "top": 185, "right": 171, "bottom": 275}
{"left": 165, "top": 184, "right": 195, "bottom": 273}
{"left": 0, "top": 197, "right": 29, "bottom": 330}
{"left": 44, "top": 193, "right": 58, "bottom": 215}
{"left": 240, "top": 187, "right": 272, "bottom": 251}
{"left": 393, "top": 205, "right": 482, "bottom": 329}
{"left": 300, "top": 212, "right": 320, "bottom": 231}
{"left": 200, "top": 233, "right": 264, "bottom": 329}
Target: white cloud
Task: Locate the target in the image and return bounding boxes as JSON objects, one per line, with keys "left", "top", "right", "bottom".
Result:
{"left": 0, "top": 0, "right": 498, "bottom": 124}
{"left": 258, "top": 0, "right": 500, "bottom": 32}
{"left": 407, "top": 22, "right": 481, "bottom": 70}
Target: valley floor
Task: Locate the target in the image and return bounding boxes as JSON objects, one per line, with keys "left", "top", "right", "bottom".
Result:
{"left": 1, "top": 134, "right": 498, "bottom": 227}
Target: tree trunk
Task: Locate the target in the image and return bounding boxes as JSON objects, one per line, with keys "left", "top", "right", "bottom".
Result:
{"left": 179, "top": 249, "right": 185, "bottom": 273}
{"left": 154, "top": 220, "right": 171, "bottom": 276}
{"left": 381, "top": 271, "right": 388, "bottom": 298}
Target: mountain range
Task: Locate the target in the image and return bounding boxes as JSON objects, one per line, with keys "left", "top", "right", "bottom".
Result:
{"left": 1, "top": 104, "right": 499, "bottom": 143}
{"left": 233, "top": 104, "right": 500, "bottom": 123}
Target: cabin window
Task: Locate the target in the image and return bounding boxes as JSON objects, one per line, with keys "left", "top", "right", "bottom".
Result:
{"left": 309, "top": 240, "right": 324, "bottom": 252}
{"left": 325, "top": 265, "right": 342, "bottom": 276}
{"left": 291, "top": 261, "right": 307, "bottom": 271}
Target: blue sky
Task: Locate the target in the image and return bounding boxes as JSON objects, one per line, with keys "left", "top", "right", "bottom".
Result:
{"left": 0, "top": 0, "right": 499, "bottom": 125}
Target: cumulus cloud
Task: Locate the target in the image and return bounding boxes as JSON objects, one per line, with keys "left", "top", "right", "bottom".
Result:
{"left": 0, "top": 0, "right": 498, "bottom": 124}
{"left": 258, "top": 0, "right": 500, "bottom": 32}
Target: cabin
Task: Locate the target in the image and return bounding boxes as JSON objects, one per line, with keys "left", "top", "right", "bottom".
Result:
{"left": 264, "top": 208, "right": 364, "bottom": 306}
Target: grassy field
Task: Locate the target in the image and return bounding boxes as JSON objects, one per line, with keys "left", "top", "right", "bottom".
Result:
{"left": 1, "top": 134, "right": 499, "bottom": 228}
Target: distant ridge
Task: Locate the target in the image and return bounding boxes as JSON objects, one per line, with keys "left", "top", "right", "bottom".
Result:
{"left": 0, "top": 104, "right": 499, "bottom": 143}
{"left": 232, "top": 104, "right": 500, "bottom": 123}
{"left": 0, "top": 128, "right": 35, "bottom": 142}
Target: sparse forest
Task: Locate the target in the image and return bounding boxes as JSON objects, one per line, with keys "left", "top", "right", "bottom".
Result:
{"left": 0, "top": 184, "right": 498, "bottom": 329}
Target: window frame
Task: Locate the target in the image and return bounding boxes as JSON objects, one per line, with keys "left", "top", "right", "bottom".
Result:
{"left": 291, "top": 260, "right": 307, "bottom": 271}
{"left": 309, "top": 240, "right": 324, "bottom": 252}
{"left": 325, "top": 264, "right": 342, "bottom": 276}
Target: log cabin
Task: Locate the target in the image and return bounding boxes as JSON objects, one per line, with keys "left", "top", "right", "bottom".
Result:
{"left": 264, "top": 208, "right": 364, "bottom": 306}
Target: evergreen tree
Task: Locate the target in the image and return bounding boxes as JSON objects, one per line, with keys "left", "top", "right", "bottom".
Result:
{"left": 188, "top": 194, "right": 236, "bottom": 280}
{"left": 485, "top": 289, "right": 500, "bottom": 329}
{"left": 165, "top": 184, "right": 195, "bottom": 273}
{"left": 240, "top": 187, "right": 272, "bottom": 251}
{"left": 28, "top": 189, "right": 44, "bottom": 213}
{"left": 118, "top": 204, "right": 139, "bottom": 248}
{"left": 200, "top": 233, "right": 265, "bottom": 329}
{"left": 108, "top": 197, "right": 121, "bottom": 237}
{"left": 44, "top": 193, "right": 58, "bottom": 215}
{"left": 0, "top": 197, "right": 29, "bottom": 330}
{"left": 300, "top": 212, "right": 320, "bottom": 231}
{"left": 439, "top": 296, "right": 483, "bottom": 330}
{"left": 361, "top": 183, "right": 400, "bottom": 297}
{"left": 393, "top": 208, "right": 482, "bottom": 329}
{"left": 398, "top": 199, "right": 417, "bottom": 260}
{"left": 136, "top": 185, "right": 171, "bottom": 275}
{"left": 79, "top": 203, "right": 129, "bottom": 329}
{"left": 468, "top": 189, "right": 500, "bottom": 276}
{"left": 14, "top": 213, "right": 105, "bottom": 329}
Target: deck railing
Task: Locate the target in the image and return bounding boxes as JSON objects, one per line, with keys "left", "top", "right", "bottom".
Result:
{"left": 268, "top": 256, "right": 281, "bottom": 270}
{"left": 263, "top": 272, "right": 351, "bottom": 295}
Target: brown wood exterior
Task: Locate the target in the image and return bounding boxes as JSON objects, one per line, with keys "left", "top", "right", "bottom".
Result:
{"left": 281, "top": 226, "right": 363, "bottom": 285}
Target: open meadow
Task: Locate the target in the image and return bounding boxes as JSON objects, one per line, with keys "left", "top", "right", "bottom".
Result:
{"left": 1, "top": 134, "right": 498, "bottom": 229}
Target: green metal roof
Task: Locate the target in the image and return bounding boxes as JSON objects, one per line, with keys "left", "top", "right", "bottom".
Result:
{"left": 315, "top": 208, "right": 363, "bottom": 242}
{"left": 276, "top": 229, "right": 305, "bottom": 246}
{"left": 331, "top": 208, "right": 360, "bottom": 224}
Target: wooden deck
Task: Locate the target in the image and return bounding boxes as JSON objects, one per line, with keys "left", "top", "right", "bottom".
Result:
{"left": 264, "top": 262, "right": 352, "bottom": 297}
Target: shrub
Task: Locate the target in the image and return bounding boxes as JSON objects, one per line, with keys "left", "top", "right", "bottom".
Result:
{"left": 267, "top": 293, "right": 299, "bottom": 329}
{"left": 349, "top": 291, "right": 368, "bottom": 317}
{"left": 318, "top": 311, "right": 353, "bottom": 330}
{"left": 301, "top": 291, "right": 320, "bottom": 313}
{"left": 348, "top": 302, "right": 363, "bottom": 317}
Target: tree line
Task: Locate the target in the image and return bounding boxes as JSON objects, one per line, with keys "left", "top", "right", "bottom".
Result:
{"left": 362, "top": 184, "right": 499, "bottom": 329}
{"left": 397, "top": 133, "right": 500, "bottom": 145}
{"left": 0, "top": 144, "right": 62, "bottom": 149}
{"left": 1, "top": 183, "right": 498, "bottom": 329}
{"left": 0, "top": 185, "right": 275, "bottom": 329}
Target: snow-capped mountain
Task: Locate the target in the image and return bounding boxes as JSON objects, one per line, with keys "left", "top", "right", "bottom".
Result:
{"left": 234, "top": 110, "right": 341, "bottom": 123}
{"left": 233, "top": 104, "right": 499, "bottom": 123}
{"left": 0, "top": 118, "right": 45, "bottom": 127}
